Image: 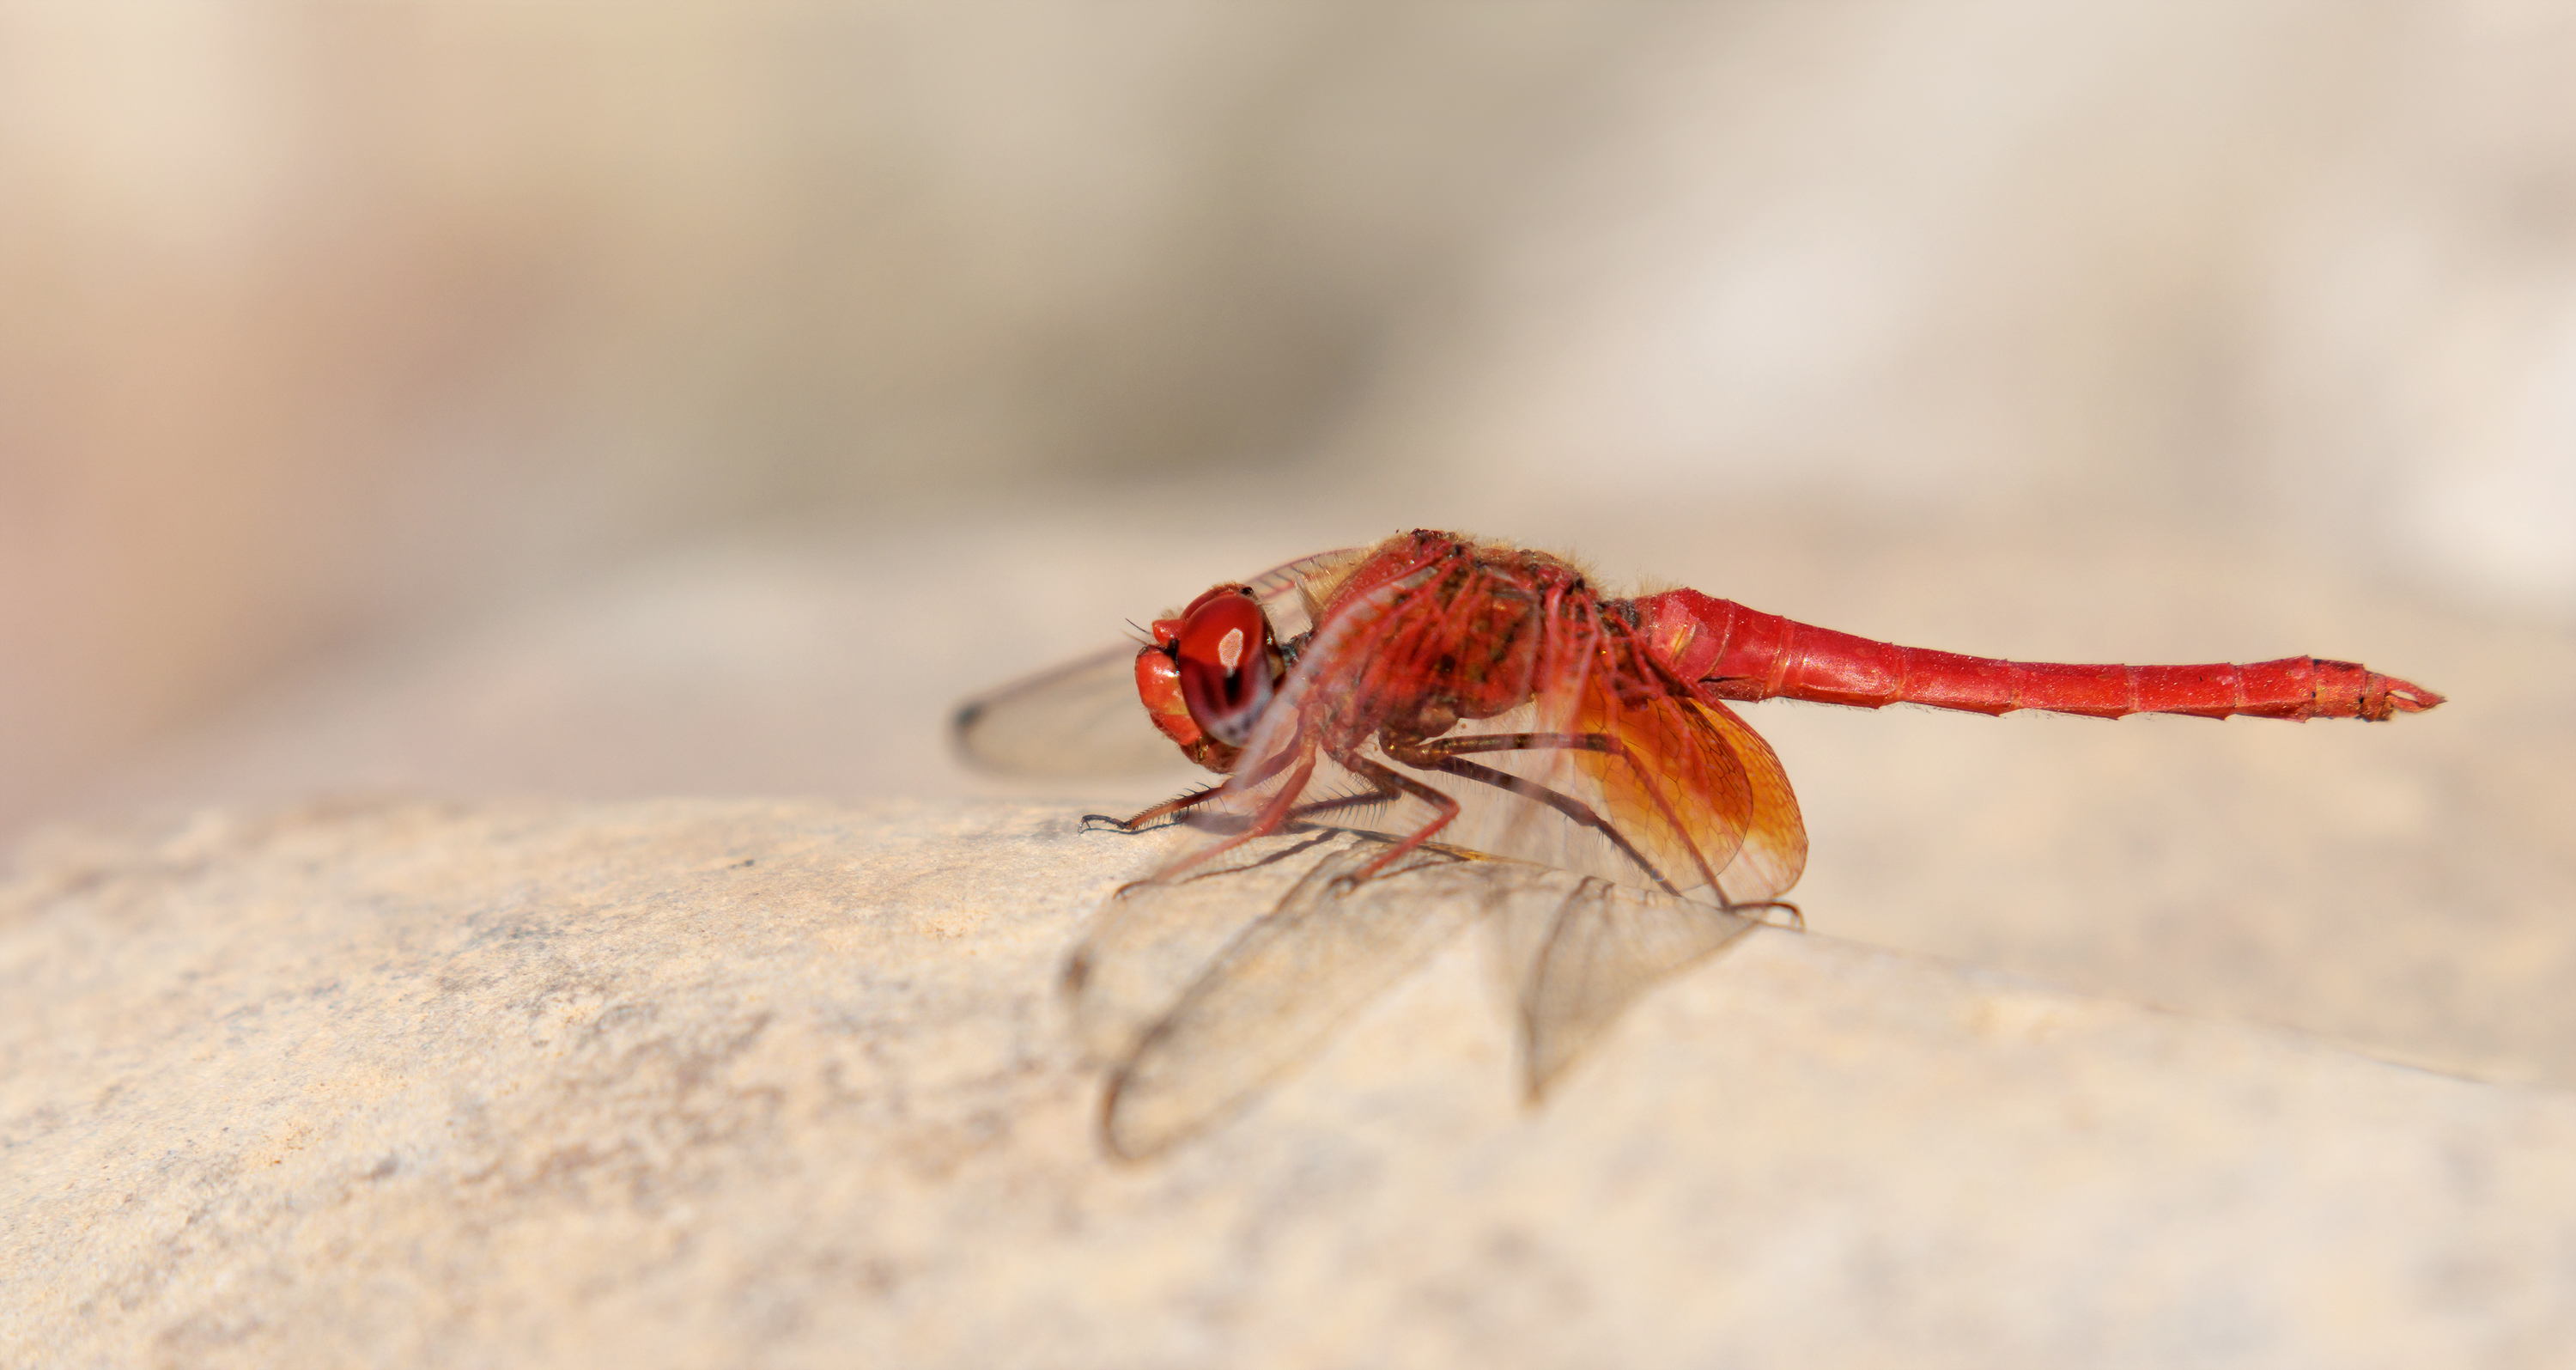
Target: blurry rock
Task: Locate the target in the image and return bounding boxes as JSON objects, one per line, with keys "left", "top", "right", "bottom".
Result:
{"left": 8, "top": 798, "right": 2574, "bottom": 1366}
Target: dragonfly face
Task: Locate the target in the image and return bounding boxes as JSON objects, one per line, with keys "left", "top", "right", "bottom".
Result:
{"left": 1134, "top": 583, "right": 1287, "bottom": 774}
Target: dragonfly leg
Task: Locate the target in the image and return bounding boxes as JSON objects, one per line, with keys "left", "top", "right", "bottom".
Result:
{"left": 1407, "top": 731, "right": 1735, "bottom": 904}
{"left": 1081, "top": 734, "right": 1314, "bottom": 832}
{"left": 1276, "top": 770, "right": 1410, "bottom": 827}
{"left": 1145, "top": 744, "right": 1321, "bottom": 883}
{"left": 1082, "top": 785, "right": 1224, "bottom": 833}
{"left": 1382, "top": 740, "right": 1682, "bottom": 898}
{"left": 1328, "top": 752, "right": 1462, "bottom": 886}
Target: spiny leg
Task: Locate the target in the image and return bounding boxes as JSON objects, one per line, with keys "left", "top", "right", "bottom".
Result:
{"left": 1081, "top": 734, "right": 1312, "bottom": 832}
{"left": 1157, "top": 755, "right": 1460, "bottom": 885}
{"left": 1083, "top": 784, "right": 1223, "bottom": 833}
{"left": 1407, "top": 730, "right": 1732, "bottom": 900}
{"left": 1145, "top": 743, "right": 1321, "bottom": 883}
{"left": 1382, "top": 741, "right": 1682, "bottom": 898}
{"left": 1275, "top": 760, "right": 1413, "bottom": 830}
{"left": 1407, "top": 730, "right": 1799, "bottom": 926}
{"left": 1331, "top": 752, "right": 1463, "bottom": 886}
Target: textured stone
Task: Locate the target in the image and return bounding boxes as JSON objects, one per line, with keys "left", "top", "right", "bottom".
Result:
{"left": 7, "top": 798, "right": 2573, "bottom": 1367}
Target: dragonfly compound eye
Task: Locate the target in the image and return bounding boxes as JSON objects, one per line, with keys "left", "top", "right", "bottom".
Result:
{"left": 1174, "top": 588, "right": 1281, "bottom": 747}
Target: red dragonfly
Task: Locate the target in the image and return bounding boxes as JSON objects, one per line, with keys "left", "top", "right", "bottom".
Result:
{"left": 957, "top": 529, "right": 2442, "bottom": 1156}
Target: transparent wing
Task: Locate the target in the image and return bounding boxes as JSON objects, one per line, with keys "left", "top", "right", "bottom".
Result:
{"left": 1080, "top": 830, "right": 1529, "bottom": 1160}
{"left": 951, "top": 545, "right": 1371, "bottom": 782}
{"left": 1078, "top": 827, "right": 1781, "bottom": 1156}
{"left": 951, "top": 643, "right": 1188, "bottom": 779}
{"left": 1496, "top": 875, "right": 1763, "bottom": 1099}
{"left": 1239, "top": 545, "right": 1372, "bottom": 643}
{"left": 1064, "top": 826, "right": 1349, "bottom": 1069}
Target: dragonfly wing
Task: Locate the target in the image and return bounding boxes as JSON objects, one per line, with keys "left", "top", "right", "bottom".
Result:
{"left": 952, "top": 545, "right": 1370, "bottom": 783}
{"left": 1687, "top": 697, "right": 1807, "bottom": 903}
{"left": 1556, "top": 619, "right": 1808, "bottom": 904}
{"left": 1062, "top": 827, "right": 1344, "bottom": 1067}
{"left": 1094, "top": 831, "right": 1495, "bottom": 1160}
{"left": 1567, "top": 663, "right": 1755, "bottom": 898}
{"left": 951, "top": 643, "right": 1189, "bottom": 779}
{"left": 1419, "top": 616, "right": 1807, "bottom": 907}
{"left": 1502, "top": 876, "right": 1765, "bottom": 1099}
{"left": 1241, "top": 545, "right": 1372, "bottom": 642}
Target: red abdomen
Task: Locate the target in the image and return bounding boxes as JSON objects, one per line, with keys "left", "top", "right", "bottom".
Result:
{"left": 1633, "top": 589, "right": 2442, "bottom": 722}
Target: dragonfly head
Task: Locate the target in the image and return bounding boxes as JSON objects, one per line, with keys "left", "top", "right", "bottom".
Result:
{"left": 1135, "top": 583, "right": 1285, "bottom": 772}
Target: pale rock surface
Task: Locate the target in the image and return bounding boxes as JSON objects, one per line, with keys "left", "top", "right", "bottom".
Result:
{"left": 65, "top": 502, "right": 2575, "bottom": 1099}
{"left": 6, "top": 798, "right": 2573, "bottom": 1367}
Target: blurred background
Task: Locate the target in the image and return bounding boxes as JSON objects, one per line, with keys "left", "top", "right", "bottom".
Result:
{"left": 4, "top": 4, "right": 2571, "bottom": 1083}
